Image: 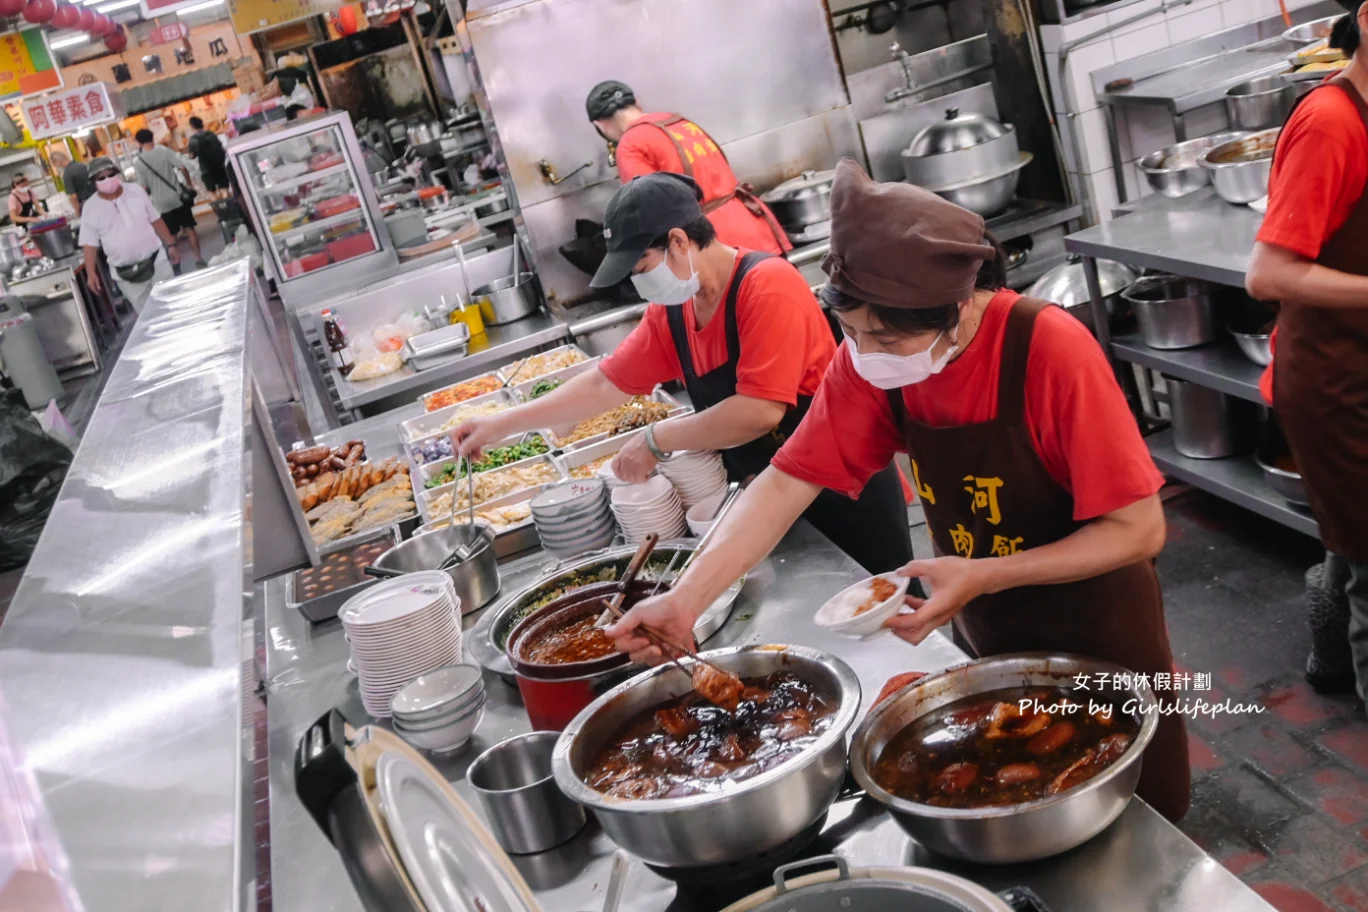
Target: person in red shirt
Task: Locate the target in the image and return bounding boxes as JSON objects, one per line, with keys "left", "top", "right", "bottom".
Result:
{"left": 1246, "top": 1, "right": 1368, "bottom": 701}
{"left": 585, "top": 80, "right": 791, "bottom": 256}
{"left": 452, "top": 172, "right": 911, "bottom": 574}
{"left": 606, "top": 160, "right": 1190, "bottom": 823}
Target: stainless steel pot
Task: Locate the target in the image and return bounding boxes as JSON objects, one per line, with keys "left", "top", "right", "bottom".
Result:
{"left": 718, "top": 856, "right": 1014, "bottom": 912}
{"left": 1121, "top": 275, "right": 1217, "bottom": 349}
{"left": 1028, "top": 255, "right": 1137, "bottom": 334}
{"left": 1256, "top": 451, "right": 1310, "bottom": 506}
{"left": 1201, "top": 129, "right": 1280, "bottom": 205}
{"left": 1137, "top": 132, "right": 1247, "bottom": 198}
{"left": 373, "top": 524, "right": 501, "bottom": 615}
{"left": 0, "top": 227, "right": 25, "bottom": 273}
{"left": 1226, "top": 76, "right": 1298, "bottom": 131}
{"left": 1280, "top": 14, "right": 1344, "bottom": 48}
{"left": 29, "top": 221, "right": 75, "bottom": 260}
{"left": 468, "top": 732, "right": 586, "bottom": 854}
{"left": 1168, "top": 379, "right": 1251, "bottom": 459}
{"left": 552, "top": 644, "right": 862, "bottom": 869}
{"left": 848, "top": 653, "right": 1158, "bottom": 864}
{"left": 406, "top": 120, "right": 443, "bottom": 153}
{"left": 473, "top": 273, "right": 539, "bottom": 325}
{"left": 900, "top": 107, "right": 1032, "bottom": 217}
{"left": 761, "top": 170, "right": 834, "bottom": 235}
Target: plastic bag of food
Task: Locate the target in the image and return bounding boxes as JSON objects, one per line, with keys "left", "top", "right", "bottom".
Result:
{"left": 348, "top": 350, "right": 403, "bottom": 381}
{"left": 0, "top": 389, "right": 72, "bottom": 572}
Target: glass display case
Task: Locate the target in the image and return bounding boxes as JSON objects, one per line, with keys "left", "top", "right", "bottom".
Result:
{"left": 227, "top": 111, "right": 397, "bottom": 304}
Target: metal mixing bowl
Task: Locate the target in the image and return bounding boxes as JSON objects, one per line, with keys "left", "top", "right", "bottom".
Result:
{"left": 849, "top": 653, "right": 1158, "bottom": 864}
{"left": 552, "top": 644, "right": 861, "bottom": 869}
{"left": 1229, "top": 329, "right": 1273, "bottom": 366}
{"left": 1137, "top": 132, "right": 1246, "bottom": 198}
{"left": 373, "top": 524, "right": 500, "bottom": 615}
{"left": 1201, "top": 129, "right": 1281, "bottom": 205}
{"left": 1256, "top": 451, "right": 1310, "bottom": 507}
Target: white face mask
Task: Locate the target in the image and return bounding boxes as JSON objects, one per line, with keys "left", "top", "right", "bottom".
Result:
{"left": 631, "top": 247, "right": 699, "bottom": 306}
{"left": 845, "top": 333, "right": 958, "bottom": 390}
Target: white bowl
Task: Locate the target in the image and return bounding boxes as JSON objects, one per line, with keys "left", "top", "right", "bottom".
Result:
{"left": 534, "top": 504, "right": 613, "bottom": 537}
{"left": 389, "top": 663, "right": 484, "bottom": 722}
{"left": 611, "top": 475, "right": 676, "bottom": 507}
{"left": 684, "top": 490, "right": 726, "bottom": 532}
{"left": 393, "top": 695, "right": 486, "bottom": 753}
{"left": 530, "top": 479, "right": 606, "bottom": 521}
{"left": 813, "top": 573, "right": 911, "bottom": 637}
{"left": 539, "top": 520, "right": 617, "bottom": 550}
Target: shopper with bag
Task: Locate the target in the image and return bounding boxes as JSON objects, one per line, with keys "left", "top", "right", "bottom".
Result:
{"left": 133, "top": 129, "right": 205, "bottom": 270}
{"left": 78, "top": 157, "right": 180, "bottom": 314}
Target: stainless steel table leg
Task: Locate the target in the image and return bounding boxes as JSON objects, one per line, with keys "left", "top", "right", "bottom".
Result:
{"left": 1083, "top": 255, "right": 1142, "bottom": 419}
{"left": 1106, "top": 105, "right": 1128, "bottom": 203}
{"left": 1172, "top": 109, "right": 1188, "bottom": 142}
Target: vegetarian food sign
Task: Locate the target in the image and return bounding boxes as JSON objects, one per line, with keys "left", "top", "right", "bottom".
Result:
{"left": 0, "top": 29, "right": 61, "bottom": 103}
{"left": 20, "top": 83, "right": 117, "bottom": 140}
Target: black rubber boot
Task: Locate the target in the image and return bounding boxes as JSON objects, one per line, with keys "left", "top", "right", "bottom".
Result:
{"left": 1305, "top": 562, "right": 1358, "bottom": 694}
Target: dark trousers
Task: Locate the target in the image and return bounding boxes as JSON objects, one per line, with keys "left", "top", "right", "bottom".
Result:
{"left": 802, "top": 463, "right": 913, "bottom": 576}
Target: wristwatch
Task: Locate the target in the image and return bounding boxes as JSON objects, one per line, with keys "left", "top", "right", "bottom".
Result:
{"left": 644, "top": 423, "right": 674, "bottom": 462}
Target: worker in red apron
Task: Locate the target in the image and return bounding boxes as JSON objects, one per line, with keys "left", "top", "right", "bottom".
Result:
{"left": 585, "top": 80, "right": 791, "bottom": 255}
{"left": 608, "top": 160, "right": 1190, "bottom": 822}
{"left": 1246, "top": 1, "right": 1368, "bottom": 702}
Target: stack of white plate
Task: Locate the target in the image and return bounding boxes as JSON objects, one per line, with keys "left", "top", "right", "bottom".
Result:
{"left": 389, "top": 663, "right": 487, "bottom": 754}
{"left": 611, "top": 475, "right": 687, "bottom": 543}
{"left": 658, "top": 450, "right": 727, "bottom": 508}
{"left": 531, "top": 479, "right": 615, "bottom": 556}
{"left": 340, "top": 571, "right": 463, "bottom": 718}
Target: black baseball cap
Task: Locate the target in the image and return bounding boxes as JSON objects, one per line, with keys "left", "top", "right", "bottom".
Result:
{"left": 590, "top": 173, "right": 704, "bottom": 288}
{"left": 585, "top": 80, "right": 636, "bottom": 122}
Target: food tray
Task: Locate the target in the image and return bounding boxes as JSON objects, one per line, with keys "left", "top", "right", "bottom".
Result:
{"left": 559, "top": 432, "right": 638, "bottom": 480}
{"left": 412, "top": 482, "right": 558, "bottom": 559}
{"left": 417, "top": 453, "right": 568, "bottom": 524}
{"left": 1282, "top": 61, "right": 1349, "bottom": 83}
{"left": 508, "top": 355, "right": 603, "bottom": 403}
{"left": 495, "top": 343, "right": 592, "bottom": 385}
{"left": 286, "top": 525, "right": 401, "bottom": 623}
{"left": 414, "top": 431, "right": 555, "bottom": 487}
{"left": 418, "top": 370, "right": 505, "bottom": 412}
{"left": 399, "top": 388, "right": 517, "bottom": 444}
{"left": 548, "top": 388, "right": 687, "bottom": 452}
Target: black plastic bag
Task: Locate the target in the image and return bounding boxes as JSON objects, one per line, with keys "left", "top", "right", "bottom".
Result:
{"left": 0, "top": 388, "right": 72, "bottom": 571}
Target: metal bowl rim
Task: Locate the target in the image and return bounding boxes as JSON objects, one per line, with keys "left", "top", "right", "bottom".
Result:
{"left": 1137, "top": 132, "right": 1249, "bottom": 174}
{"left": 1200, "top": 129, "right": 1281, "bottom": 170}
{"left": 552, "top": 644, "right": 861, "bottom": 815}
{"left": 375, "top": 523, "right": 496, "bottom": 569}
{"left": 1119, "top": 274, "right": 1211, "bottom": 303}
{"left": 468, "top": 731, "right": 562, "bottom": 796}
{"left": 847, "top": 652, "right": 1159, "bottom": 821}
{"left": 1254, "top": 451, "right": 1302, "bottom": 481}
{"left": 914, "top": 151, "right": 1033, "bottom": 193}
{"left": 1225, "top": 76, "right": 1297, "bottom": 98}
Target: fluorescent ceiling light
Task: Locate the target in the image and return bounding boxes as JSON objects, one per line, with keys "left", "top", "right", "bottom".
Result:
{"left": 49, "top": 34, "right": 89, "bottom": 49}
{"left": 95, "top": 0, "right": 139, "bottom": 10}
{"left": 177, "top": 0, "right": 224, "bottom": 13}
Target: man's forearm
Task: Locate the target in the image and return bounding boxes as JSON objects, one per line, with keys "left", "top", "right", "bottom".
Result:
{"left": 153, "top": 219, "right": 176, "bottom": 247}
{"left": 1247, "top": 242, "right": 1368, "bottom": 308}
{"left": 652, "top": 395, "right": 787, "bottom": 454}
{"left": 493, "top": 367, "right": 631, "bottom": 437}
{"left": 82, "top": 245, "right": 98, "bottom": 279}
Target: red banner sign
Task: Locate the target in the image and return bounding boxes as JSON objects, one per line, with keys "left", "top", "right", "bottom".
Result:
{"left": 149, "top": 22, "right": 189, "bottom": 43}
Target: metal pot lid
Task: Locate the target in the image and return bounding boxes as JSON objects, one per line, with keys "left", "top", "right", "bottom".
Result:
{"left": 1028, "top": 255, "right": 1138, "bottom": 309}
{"left": 719, "top": 856, "right": 1014, "bottom": 912}
{"left": 907, "top": 107, "right": 1010, "bottom": 157}
{"left": 762, "top": 169, "right": 835, "bottom": 203}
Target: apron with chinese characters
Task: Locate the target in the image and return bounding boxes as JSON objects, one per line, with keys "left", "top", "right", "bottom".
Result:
{"left": 630, "top": 114, "right": 792, "bottom": 252}
{"left": 886, "top": 296, "right": 1190, "bottom": 822}
{"left": 666, "top": 252, "right": 912, "bottom": 574}
{"left": 1273, "top": 76, "right": 1368, "bottom": 564}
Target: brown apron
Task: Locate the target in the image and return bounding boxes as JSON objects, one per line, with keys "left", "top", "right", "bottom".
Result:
{"left": 886, "top": 296, "right": 1190, "bottom": 822}
{"left": 631, "top": 114, "right": 792, "bottom": 252}
{"left": 1272, "top": 76, "right": 1368, "bottom": 564}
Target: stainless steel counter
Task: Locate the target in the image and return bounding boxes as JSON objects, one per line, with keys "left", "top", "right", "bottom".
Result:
{"left": 0, "top": 262, "right": 257, "bottom": 912}
{"left": 263, "top": 519, "right": 1274, "bottom": 912}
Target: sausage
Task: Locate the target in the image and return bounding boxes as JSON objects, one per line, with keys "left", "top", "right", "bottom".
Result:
{"left": 933, "top": 762, "right": 978, "bottom": 795}
{"left": 344, "top": 444, "right": 363, "bottom": 466}
{"left": 305, "top": 462, "right": 320, "bottom": 477}
{"left": 287, "top": 445, "right": 331, "bottom": 466}
{"left": 329, "top": 455, "right": 347, "bottom": 471}
{"left": 344, "top": 440, "right": 364, "bottom": 452}
{"left": 1095, "top": 733, "right": 1132, "bottom": 766}
{"left": 1026, "top": 721, "right": 1077, "bottom": 756}
{"left": 996, "top": 763, "right": 1041, "bottom": 786}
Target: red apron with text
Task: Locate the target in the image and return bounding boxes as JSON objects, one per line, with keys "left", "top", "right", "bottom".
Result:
{"left": 886, "top": 296, "right": 1190, "bottom": 822}
{"left": 1273, "top": 76, "right": 1368, "bottom": 564}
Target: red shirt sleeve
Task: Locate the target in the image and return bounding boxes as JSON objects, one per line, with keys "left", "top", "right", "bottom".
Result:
{"left": 615, "top": 125, "right": 674, "bottom": 183}
{"left": 597, "top": 305, "right": 683, "bottom": 394}
{"left": 733, "top": 260, "right": 836, "bottom": 407}
{"left": 1257, "top": 87, "right": 1368, "bottom": 260}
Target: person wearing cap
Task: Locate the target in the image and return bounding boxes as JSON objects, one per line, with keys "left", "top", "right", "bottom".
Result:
{"left": 451, "top": 172, "right": 912, "bottom": 574}
{"left": 585, "top": 80, "right": 791, "bottom": 256}
{"left": 605, "top": 159, "right": 1190, "bottom": 822}
{"left": 78, "top": 156, "right": 180, "bottom": 314}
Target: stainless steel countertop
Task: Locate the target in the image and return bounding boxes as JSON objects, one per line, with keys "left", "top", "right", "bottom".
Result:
{"left": 263, "top": 519, "right": 1274, "bottom": 912}
{"left": 1064, "top": 188, "right": 1260, "bottom": 287}
{"left": 0, "top": 262, "right": 256, "bottom": 912}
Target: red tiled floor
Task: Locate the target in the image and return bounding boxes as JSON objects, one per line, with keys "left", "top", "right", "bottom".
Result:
{"left": 1188, "top": 731, "right": 1228, "bottom": 774}
{"left": 1286, "top": 767, "right": 1368, "bottom": 828}
{"left": 1320, "top": 729, "right": 1368, "bottom": 777}
{"left": 1258, "top": 817, "right": 1368, "bottom": 884}
{"left": 1331, "top": 870, "right": 1368, "bottom": 912}
{"left": 1222, "top": 724, "right": 1319, "bottom": 779}
{"left": 1222, "top": 850, "right": 1270, "bottom": 878}
{"left": 1263, "top": 681, "right": 1351, "bottom": 730}
{"left": 1252, "top": 881, "right": 1336, "bottom": 912}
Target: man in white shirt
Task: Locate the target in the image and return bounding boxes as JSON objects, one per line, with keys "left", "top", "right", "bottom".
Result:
{"left": 79, "top": 157, "right": 179, "bottom": 314}
{"left": 133, "top": 129, "right": 205, "bottom": 270}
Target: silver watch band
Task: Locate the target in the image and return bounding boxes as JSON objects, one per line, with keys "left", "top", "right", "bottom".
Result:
{"left": 644, "top": 423, "right": 673, "bottom": 462}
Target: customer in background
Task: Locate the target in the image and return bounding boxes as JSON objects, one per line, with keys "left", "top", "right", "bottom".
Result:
{"left": 132, "top": 128, "right": 205, "bottom": 270}
{"left": 50, "top": 151, "right": 93, "bottom": 216}
{"left": 79, "top": 157, "right": 179, "bottom": 314}
{"left": 7, "top": 174, "right": 45, "bottom": 226}
{"left": 186, "top": 116, "right": 231, "bottom": 200}
{"left": 1245, "top": 0, "right": 1368, "bottom": 702}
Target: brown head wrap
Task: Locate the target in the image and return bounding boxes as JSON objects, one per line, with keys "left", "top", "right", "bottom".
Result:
{"left": 821, "top": 158, "right": 996, "bottom": 309}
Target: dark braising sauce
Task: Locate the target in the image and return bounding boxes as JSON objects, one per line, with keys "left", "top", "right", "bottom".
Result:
{"left": 518, "top": 614, "right": 615, "bottom": 664}
{"left": 585, "top": 672, "right": 835, "bottom": 799}
{"left": 872, "top": 686, "right": 1140, "bottom": 808}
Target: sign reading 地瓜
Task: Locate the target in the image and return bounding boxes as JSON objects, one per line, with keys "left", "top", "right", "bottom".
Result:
{"left": 20, "top": 83, "right": 118, "bottom": 140}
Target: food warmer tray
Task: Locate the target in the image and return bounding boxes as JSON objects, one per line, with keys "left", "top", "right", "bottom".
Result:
{"left": 416, "top": 453, "right": 569, "bottom": 524}
{"left": 494, "top": 343, "right": 592, "bottom": 385}
{"left": 548, "top": 387, "right": 687, "bottom": 452}
{"left": 412, "top": 430, "right": 556, "bottom": 488}
{"left": 417, "top": 370, "right": 505, "bottom": 412}
{"left": 507, "top": 355, "right": 603, "bottom": 403}
{"left": 557, "top": 432, "right": 639, "bottom": 479}
{"left": 466, "top": 543, "right": 745, "bottom": 681}
{"left": 286, "top": 524, "right": 402, "bottom": 622}
{"left": 401, "top": 322, "right": 471, "bottom": 372}
{"left": 412, "top": 476, "right": 562, "bottom": 559}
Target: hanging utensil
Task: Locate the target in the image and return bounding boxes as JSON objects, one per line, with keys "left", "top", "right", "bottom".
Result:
{"left": 509, "top": 235, "right": 521, "bottom": 288}
{"left": 602, "top": 850, "right": 629, "bottom": 912}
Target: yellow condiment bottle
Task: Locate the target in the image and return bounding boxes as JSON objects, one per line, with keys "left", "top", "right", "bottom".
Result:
{"left": 450, "top": 299, "right": 485, "bottom": 337}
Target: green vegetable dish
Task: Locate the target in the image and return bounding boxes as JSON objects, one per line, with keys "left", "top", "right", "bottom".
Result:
{"left": 424, "top": 436, "right": 550, "bottom": 489}
{"left": 529, "top": 378, "right": 564, "bottom": 399}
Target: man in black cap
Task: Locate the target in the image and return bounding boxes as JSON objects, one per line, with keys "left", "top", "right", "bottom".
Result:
{"left": 452, "top": 172, "right": 912, "bottom": 574}
{"left": 584, "top": 80, "right": 790, "bottom": 254}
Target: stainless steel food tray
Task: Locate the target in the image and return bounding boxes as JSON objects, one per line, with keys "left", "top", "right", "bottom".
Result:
{"left": 417, "top": 370, "right": 505, "bottom": 412}
{"left": 402, "top": 322, "right": 471, "bottom": 371}
{"left": 508, "top": 355, "right": 603, "bottom": 403}
{"left": 286, "top": 525, "right": 402, "bottom": 623}
{"left": 413, "top": 430, "right": 555, "bottom": 487}
{"left": 400, "top": 387, "right": 517, "bottom": 444}
{"left": 495, "top": 343, "right": 592, "bottom": 385}
{"left": 412, "top": 480, "right": 559, "bottom": 558}
{"left": 547, "top": 388, "right": 687, "bottom": 451}
{"left": 557, "top": 432, "right": 638, "bottom": 480}
{"left": 416, "top": 452, "right": 568, "bottom": 524}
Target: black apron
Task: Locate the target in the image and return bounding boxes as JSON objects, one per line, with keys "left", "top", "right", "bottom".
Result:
{"left": 665, "top": 252, "right": 913, "bottom": 574}
{"left": 11, "top": 190, "right": 35, "bottom": 220}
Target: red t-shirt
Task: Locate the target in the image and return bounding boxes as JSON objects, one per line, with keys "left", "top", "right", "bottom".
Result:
{"left": 616, "top": 112, "right": 787, "bottom": 255}
{"left": 771, "top": 290, "right": 1164, "bottom": 522}
{"left": 1255, "top": 83, "right": 1368, "bottom": 404}
{"left": 598, "top": 251, "right": 835, "bottom": 406}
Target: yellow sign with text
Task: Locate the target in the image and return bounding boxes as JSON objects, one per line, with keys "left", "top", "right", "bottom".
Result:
{"left": 0, "top": 29, "right": 62, "bottom": 103}
{"left": 228, "top": 0, "right": 347, "bottom": 35}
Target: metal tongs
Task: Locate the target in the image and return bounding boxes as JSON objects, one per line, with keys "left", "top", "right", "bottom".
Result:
{"left": 436, "top": 455, "right": 479, "bottom": 569}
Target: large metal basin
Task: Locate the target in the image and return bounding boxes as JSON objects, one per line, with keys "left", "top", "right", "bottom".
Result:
{"left": 552, "top": 644, "right": 861, "bottom": 869}
{"left": 849, "top": 653, "right": 1158, "bottom": 864}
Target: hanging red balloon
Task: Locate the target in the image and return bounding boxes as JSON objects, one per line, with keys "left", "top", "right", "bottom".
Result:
{"left": 0, "top": 0, "right": 25, "bottom": 15}
{"left": 52, "top": 1, "right": 77, "bottom": 27}
{"left": 21, "top": 0, "right": 56, "bottom": 23}
{"left": 104, "top": 29, "right": 126, "bottom": 52}
{"left": 75, "top": 7, "right": 93, "bottom": 28}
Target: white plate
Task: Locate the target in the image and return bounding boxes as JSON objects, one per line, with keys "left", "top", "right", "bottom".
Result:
{"left": 374, "top": 752, "right": 540, "bottom": 912}
{"left": 340, "top": 573, "right": 455, "bottom": 627}
{"left": 814, "top": 573, "right": 911, "bottom": 637}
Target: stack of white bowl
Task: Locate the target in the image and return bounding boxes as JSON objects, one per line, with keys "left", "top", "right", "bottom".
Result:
{"left": 531, "top": 479, "right": 615, "bottom": 556}
{"left": 389, "top": 663, "right": 487, "bottom": 754}
{"left": 611, "top": 475, "right": 687, "bottom": 543}
{"left": 340, "top": 570, "right": 463, "bottom": 718}
{"left": 595, "top": 458, "right": 636, "bottom": 492}
{"left": 658, "top": 450, "right": 727, "bottom": 508}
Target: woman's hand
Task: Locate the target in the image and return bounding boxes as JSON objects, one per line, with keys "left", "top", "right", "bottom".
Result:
{"left": 610, "top": 433, "right": 659, "bottom": 484}
{"left": 450, "top": 414, "right": 507, "bottom": 460}
{"left": 605, "top": 589, "right": 705, "bottom": 664}
{"left": 883, "top": 557, "right": 988, "bottom": 646}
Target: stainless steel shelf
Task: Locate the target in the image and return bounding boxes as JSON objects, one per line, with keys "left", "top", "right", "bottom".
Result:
{"left": 271, "top": 207, "right": 367, "bottom": 241}
{"left": 257, "top": 162, "right": 351, "bottom": 194}
{"left": 1148, "top": 429, "right": 1319, "bottom": 538}
{"left": 1111, "top": 336, "right": 1265, "bottom": 404}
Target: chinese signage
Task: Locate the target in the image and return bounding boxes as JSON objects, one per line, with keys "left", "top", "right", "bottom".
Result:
{"left": 0, "top": 29, "right": 61, "bottom": 103}
{"left": 149, "top": 22, "right": 189, "bottom": 44}
{"left": 228, "top": 0, "right": 346, "bottom": 35}
{"left": 20, "top": 83, "right": 117, "bottom": 140}
{"left": 139, "top": 0, "right": 211, "bottom": 17}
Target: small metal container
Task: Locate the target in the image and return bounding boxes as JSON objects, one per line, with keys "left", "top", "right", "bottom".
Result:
{"left": 1226, "top": 76, "right": 1298, "bottom": 132}
{"left": 1229, "top": 329, "right": 1273, "bottom": 366}
{"left": 1201, "top": 129, "right": 1280, "bottom": 205}
{"left": 1256, "top": 451, "right": 1310, "bottom": 506}
{"left": 508, "top": 355, "right": 602, "bottom": 402}
{"left": 1137, "top": 132, "right": 1246, "bottom": 198}
{"left": 1280, "top": 14, "right": 1344, "bottom": 48}
{"left": 1168, "top": 379, "right": 1251, "bottom": 459}
{"left": 28, "top": 220, "right": 76, "bottom": 260}
{"left": 1028, "top": 255, "right": 1136, "bottom": 334}
{"left": 473, "top": 273, "right": 539, "bottom": 325}
{"left": 373, "top": 524, "right": 501, "bottom": 615}
{"left": 467, "top": 732, "right": 586, "bottom": 854}
{"left": 401, "top": 322, "right": 470, "bottom": 371}
{"left": 1122, "top": 275, "right": 1217, "bottom": 350}
{"left": 900, "top": 107, "right": 1032, "bottom": 217}
{"left": 760, "top": 170, "right": 835, "bottom": 235}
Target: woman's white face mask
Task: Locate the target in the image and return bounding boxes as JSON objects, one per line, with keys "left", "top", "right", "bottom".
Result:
{"left": 631, "top": 246, "right": 699, "bottom": 306}
{"left": 845, "top": 332, "right": 958, "bottom": 390}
